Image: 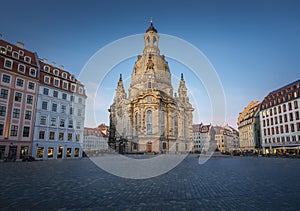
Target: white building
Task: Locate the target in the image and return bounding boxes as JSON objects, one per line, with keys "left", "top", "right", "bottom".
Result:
{"left": 83, "top": 126, "right": 109, "bottom": 155}
{"left": 260, "top": 79, "right": 300, "bottom": 155}
{"left": 32, "top": 60, "right": 86, "bottom": 159}
{"left": 192, "top": 124, "right": 216, "bottom": 153}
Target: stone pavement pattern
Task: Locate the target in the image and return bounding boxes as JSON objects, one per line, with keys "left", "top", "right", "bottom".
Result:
{"left": 0, "top": 155, "right": 300, "bottom": 210}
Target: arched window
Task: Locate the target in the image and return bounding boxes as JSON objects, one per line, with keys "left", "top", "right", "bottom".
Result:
{"left": 147, "top": 110, "right": 152, "bottom": 134}
{"left": 148, "top": 82, "right": 152, "bottom": 89}
{"left": 174, "top": 115, "right": 178, "bottom": 137}
{"left": 153, "top": 37, "right": 157, "bottom": 46}
{"left": 147, "top": 36, "right": 150, "bottom": 46}
{"left": 135, "top": 113, "right": 139, "bottom": 136}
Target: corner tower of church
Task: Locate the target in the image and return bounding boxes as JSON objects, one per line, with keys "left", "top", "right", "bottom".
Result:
{"left": 109, "top": 20, "right": 194, "bottom": 154}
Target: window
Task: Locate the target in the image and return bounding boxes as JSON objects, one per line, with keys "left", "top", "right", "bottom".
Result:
{"left": 68, "top": 133, "right": 72, "bottom": 141}
{"left": 71, "top": 84, "right": 76, "bottom": 92}
{"left": 24, "top": 56, "right": 31, "bottom": 63}
{"left": 68, "top": 120, "right": 73, "bottom": 129}
{"left": 50, "top": 117, "right": 56, "bottom": 126}
{"left": 52, "top": 103, "right": 57, "bottom": 112}
{"left": 43, "top": 88, "right": 49, "bottom": 95}
{"left": 0, "top": 46, "right": 6, "bottom": 54}
{"left": 2, "top": 74, "right": 11, "bottom": 83}
{"left": 296, "top": 111, "right": 299, "bottom": 120}
{"left": 74, "top": 148, "right": 79, "bottom": 157}
{"left": 13, "top": 108, "right": 20, "bottom": 118}
{"left": 60, "top": 119, "right": 65, "bottom": 127}
{"left": 12, "top": 51, "right": 19, "bottom": 58}
{"left": 297, "top": 122, "right": 300, "bottom": 131}
{"left": 280, "top": 125, "right": 284, "bottom": 134}
{"left": 14, "top": 92, "right": 22, "bottom": 102}
{"left": 48, "top": 147, "right": 54, "bottom": 158}
{"left": 288, "top": 102, "right": 292, "bottom": 111}
{"left": 63, "top": 81, "right": 68, "bottom": 89}
{"left": 54, "top": 78, "right": 60, "bottom": 87}
{"left": 42, "top": 101, "right": 48, "bottom": 110}
{"left": 28, "top": 82, "right": 35, "bottom": 90}
{"left": 77, "top": 109, "right": 81, "bottom": 116}
{"left": 53, "top": 69, "right": 59, "bottom": 76}
{"left": 283, "top": 104, "right": 286, "bottom": 112}
{"left": 53, "top": 90, "right": 58, "bottom": 98}
{"left": 0, "top": 105, "right": 6, "bottom": 116}
{"left": 39, "top": 131, "right": 45, "bottom": 139}
{"left": 0, "top": 89, "right": 8, "bottom": 99}
{"left": 174, "top": 115, "right": 178, "bottom": 136}
{"left": 289, "top": 113, "right": 294, "bottom": 121}
{"left": 49, "top": 132, "right": 55, "bottom": 140}
{"left": 160, "top": 111, "right": 165, "bottom": 136}
{"left": 291, "top": 124, "right": 295, "bottom": 132}
{"left": 0, "top": 124, "right": 4, "bottom": 136}
{"left": 44, "top": 66, "right": 50, "bottom": 72}
{"left": 61, "top": 105, "right": 66, "bottom": 114}
{"left": 279, "top": 115, "right": 282, "bottom": 124}
{"left": 76, "top": 122, "right": 81, "bottom": 129}
{"left": 70, "top": 95, "right": 74, "bottom": 102}
{"left": 148, "top": 82, "right": 152, "bottom": 89}
{"left": 79, "top": 87, "right": 83, "bottom": 94}
{"left": 146, "top": 110, "right": 152, "bottom": 134}
{"left": 62, "top": 72, "right": 67, "bottom": 79}
{"left": 4, "top": 59, "right": 12, "bottom": 69}
{"left": 44, "top": 76, "right": 50, "bottom": 84}
{"left": 76, "top": 134, "right": 80, "bottom": 142}
{"left": 278, "top": 106, "right": 282, "bottom": 113}
{"left": 36, "top": 147, "right": 44, "bottom": 158}
{"left": 25, "top": 110, "right": 32, "bottom": 120}
{"left": 16, "top": 78, "right": 24, "bottom": 87}
{"left": 40, "top": 116, "right": 47, "bottom": 125}
{"left": 285, "top": 125, "right": 289, "bottom": 133}
{"left": 10, "top": 125, "right": 18, "bottom": 136}
{"left": 26, "top": 95, "right": 33, "bottom": 104}
{"left": 62, "top": 93, "right": 67, "bottom": 100}
{"left": 59, "top": 133, "right": 64, "bottom": 140}
{"left": 69, "top": 107, "right": 73, "bottom": 115}
{"left": 18, "top": 64, "right": 25, "bottom": 73}
{"left": 295, "top": 100, "right": 299, "bottom": 109}
{"left": 23, "top": 126, "right": 30, "bottom": 137}
{"left": 284, "top": 114, "right": 287, "bottom": 122}
{"left": 78, "top": 97, "right": 82, "bottom": 104}
{"left": 29, "top": 68, "right": 36, "bottom": 77}
{"left": 19, "top": 50, "right": 24, "bottom": 56}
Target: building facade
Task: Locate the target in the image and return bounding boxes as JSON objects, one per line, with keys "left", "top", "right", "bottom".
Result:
{"left": 260, "top": 80, "right": 300, "bottom": 155}
{"left": 83, "top": 126, "right": 109, "bottom": 155}
{"left": 238, "top": 101, "right": 261, "bottom": 152}
{"left": 109, "top": 22, "right": 194, "bottom": 154}
{"left": 192, "top": 124, "right": 216, "bottom": 153}
{"left": 215, "top": 125, "right": 239, "bottom": 153}
{"left": 32, "top": 60, "right": 86, "bottom": 159}
{"left": 0, "top": 38, "right": 39, "bottom": 160}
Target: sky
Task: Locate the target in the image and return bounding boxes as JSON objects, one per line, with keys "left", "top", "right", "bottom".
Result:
{"left": 1, "top": 0, "right": 300, "bottom": 128}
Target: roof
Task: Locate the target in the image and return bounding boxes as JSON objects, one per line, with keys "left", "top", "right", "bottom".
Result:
{"left": 146, "top": 21, "right": 158, "bottom": 33}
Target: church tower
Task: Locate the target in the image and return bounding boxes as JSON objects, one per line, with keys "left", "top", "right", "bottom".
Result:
{"left": 109, "top": 20, "right": 194, "bottom": 154}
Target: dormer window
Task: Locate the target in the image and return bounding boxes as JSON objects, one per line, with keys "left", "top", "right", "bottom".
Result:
{"left": 19, "top": 50, "right": 24, "bottom": 56}
{"left": 79, "top": 87, "right": 83, "bottom": 94}
{"left": 24, "top": 56, "right": 31, "bottom": 63}
{"left": 7, "top": 45, "right": 12, "bottom": 52}
{"left": 62, "top": 72, "right": 67, "bottom": 79}
{"left": 44, "top": 65, "right": 50, "bottom": 72}
{"left": 53, "top": 69, "right": 59, "bottom": 76}
{"left": 71, "top": 84, "right": 76, "bottom": 92}
{"left": 12, "top": 51, "right": 19, "bottom": 59}
{"left": 0, "top": 46, "right": 6, "bottom": 54}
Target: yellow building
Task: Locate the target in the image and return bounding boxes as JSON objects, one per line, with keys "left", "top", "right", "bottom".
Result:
{"left": 108, "top": 21, "right": 194, "bottom": 154}
{"left": 238, "top": 101, "right": 261, "bottom": 152}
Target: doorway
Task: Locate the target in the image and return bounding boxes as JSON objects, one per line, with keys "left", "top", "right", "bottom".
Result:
{"left": 8, "top": 146, "right": 17, "bottom": 161}
{"left": 146, "top": 142, "right": 152, "bottom": 153}
{"left": 57, "top": 146, "right": 63, "bottom": 158}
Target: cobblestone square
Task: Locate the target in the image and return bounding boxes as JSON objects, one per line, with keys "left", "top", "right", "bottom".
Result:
{"left": 0, "top": 155, "right": 300, "bottom": 210}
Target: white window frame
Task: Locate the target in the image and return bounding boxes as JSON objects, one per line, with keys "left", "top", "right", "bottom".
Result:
{"left": 24, "top": 56, "right": 31, "bottom": 63}
{"left": 62, "top": 72, "right": 67, "bottom": 79}
{"left": 4, "top": 58, "right": 13, "bottom": 69}
{"left": 29, "top": 68, "right": 36, "bottom": 77}
{"left": 16, "top": 78, "right": 24, "bottom": 87}
{"left": 18, "top": 64, "right": 25, "bottom": 73}
{"left": 28, "top": 82, "right": 35, "bottom": 91}
{"left": 62, "top": 81, "right": 68, "bottom": 90}
{"left": 44, "top": 65, "right": 50, "bottom": 72}
{"left": 44, "top": 76, "right": 51, "bottom": 84}
{"left": 53, "top": 69, "right": 59, "bottom": 76}
{"left": 54, "top": 78, "right": 60, "bottom": 87}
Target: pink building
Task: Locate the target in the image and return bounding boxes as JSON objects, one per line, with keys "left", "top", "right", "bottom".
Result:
{"left": 0, "top": 38, "right": 39, "bottom": 160}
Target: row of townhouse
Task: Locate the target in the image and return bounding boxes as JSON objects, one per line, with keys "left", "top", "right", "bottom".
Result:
{"left": 192, "top": 124, "right": 239, "bottom": 153}
{"left": 0, "top": 36, "right": 86, "bottom": 161}
{"left": 238, "top": 79, "right": 300, "bottom": 155}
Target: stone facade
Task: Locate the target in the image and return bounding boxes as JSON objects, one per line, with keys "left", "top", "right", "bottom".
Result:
{"left": 109, "top": 22, "right": 194, "bottom": 154}
{"left": 192, "top": 124, "right": 216, "bottom": 153}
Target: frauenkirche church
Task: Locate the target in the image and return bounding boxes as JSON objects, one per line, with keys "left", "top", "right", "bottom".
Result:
{"left": 108, "top": 21, "right": 194, "bottom": 153}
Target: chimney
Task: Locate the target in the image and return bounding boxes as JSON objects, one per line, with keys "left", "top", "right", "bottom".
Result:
{"left": 43, "top": 58, "right": 47, "bottom": 63}
{"left": 59, "top": 65, "right": 64, "bottom": 70}
{"left": 51, "top": 61, "right": 56, "bottom": 67}
{"left": 16, "top": 41, "right": 24, "bottom": 49}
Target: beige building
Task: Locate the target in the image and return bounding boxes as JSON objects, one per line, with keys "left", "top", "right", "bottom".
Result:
{"left": 109, "top": 21, "right": 194, "bottom": 154}
{"left": 238, "top": 101, "right": 261, "bottom": 152}
{"left": 215, "top": 125, "right": 239, "bottom": 153}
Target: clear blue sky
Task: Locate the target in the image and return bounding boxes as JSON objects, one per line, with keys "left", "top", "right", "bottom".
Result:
{"left": 1, "top": 0, "right": 300, "bottom": 128}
